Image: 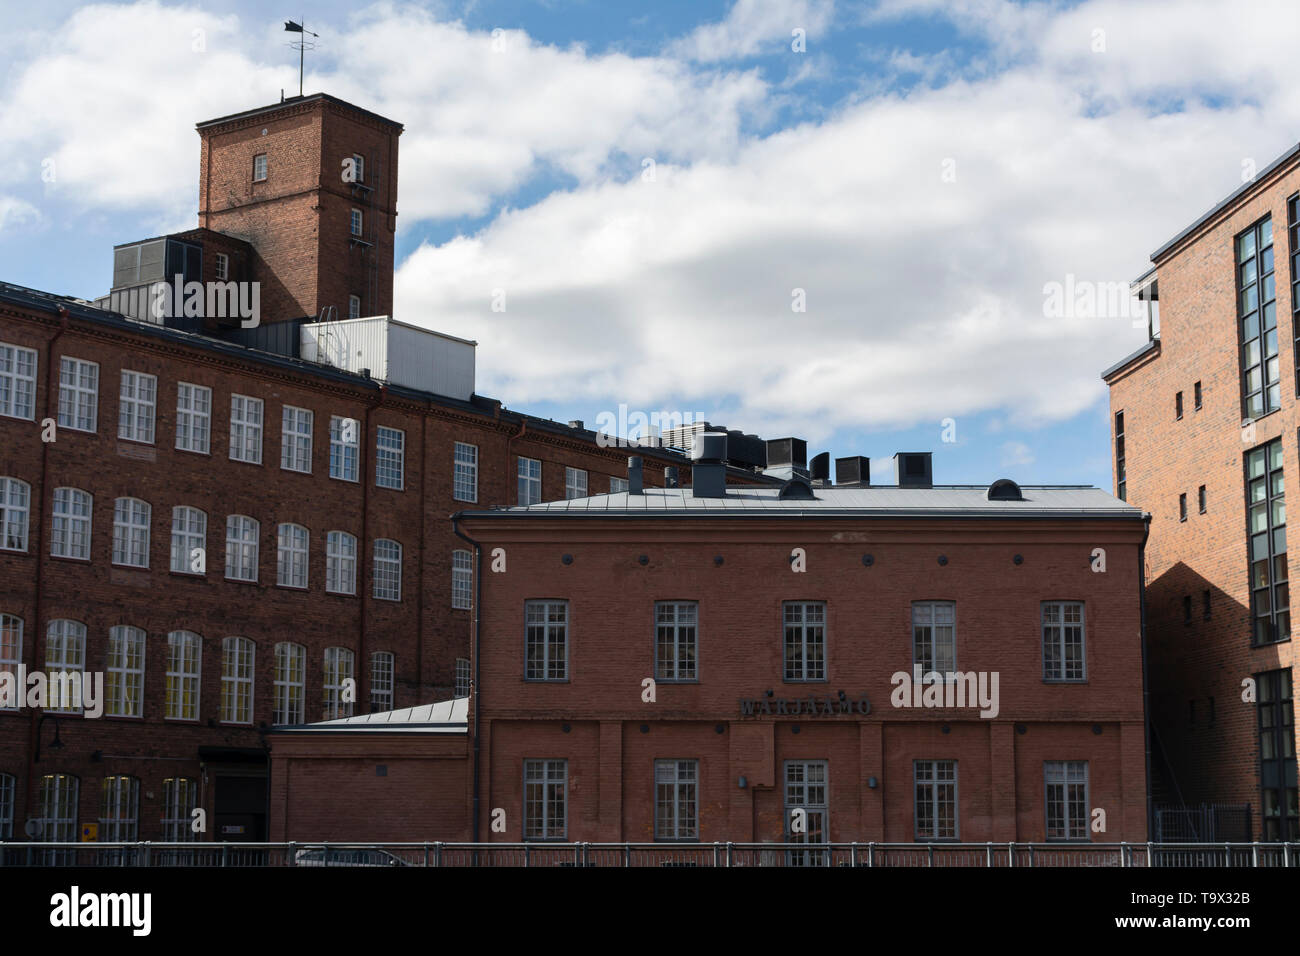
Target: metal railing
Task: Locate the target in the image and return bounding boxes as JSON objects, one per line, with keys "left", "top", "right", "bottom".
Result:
{"left": 0, "top": 841, "right": 1296, "bottom": 867}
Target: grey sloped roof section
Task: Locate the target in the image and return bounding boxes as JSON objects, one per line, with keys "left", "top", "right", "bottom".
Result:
{"left": 469, "top": 485, "right": 1142, "bottom": 519}
{"left": 274, "top": 697, "right": 468, "bottom": 733}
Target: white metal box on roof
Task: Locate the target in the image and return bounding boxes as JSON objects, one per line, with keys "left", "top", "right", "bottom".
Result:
{"left": 300, "top": 315, "right": 476, "bottom": 400}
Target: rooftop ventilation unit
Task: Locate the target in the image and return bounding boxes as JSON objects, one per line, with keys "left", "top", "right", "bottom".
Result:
{"left": 778, "top": 476, "right": 817, "bottom": 500}
{"left": 986, "top": 478, "right": 1023, "bottom": 501}
{"left": 691, "top": 432, "right": 728, "bottom": 499}
{"left": 835, "top": 456, "right": 870, "bottom": 487}
{"left": 894, "top": 452, "right": 933, "bottom": 489}
{"left": 809, "top": 452, "right": 830, "bottom": 484}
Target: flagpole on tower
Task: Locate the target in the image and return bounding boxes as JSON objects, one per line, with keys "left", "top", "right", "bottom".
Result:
{"left": 284, "top": 19, "right": 318, "bottom": 98}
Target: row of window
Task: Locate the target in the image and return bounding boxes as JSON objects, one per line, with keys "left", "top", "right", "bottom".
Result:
{"left": 525, "top": 599, "right": 1088, "bottom": 683}
{"left": 1177, "top": 484, "right": 1208, "bottom": 521}
{"left": 519, "top": 457, "right": 625, "bottom": 505}
{"left": 0, "top": 773, "right": 198, "bottom": 844}
{"left": 0, "top": 614, "right": 473, "bottom": 722}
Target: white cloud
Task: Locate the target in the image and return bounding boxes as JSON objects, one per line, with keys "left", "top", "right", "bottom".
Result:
{"left": 999, "top": 441, "right": 1035, "bottom": 468}
{"left": 0, "top": 197, "right": 40, "bottom": 232}
{"left": 672, "top": 0, "right": 835, "bottom": 62}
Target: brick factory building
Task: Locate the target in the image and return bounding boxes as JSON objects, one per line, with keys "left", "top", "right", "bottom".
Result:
{"left": 0, "top": 93, "right": 774, "bottom": 847}
{"left": 270, "top": 446, "right": 1151, "bottom": 847}
{"left": 1104, "top": 144, "right": 1300, "bottom": 842}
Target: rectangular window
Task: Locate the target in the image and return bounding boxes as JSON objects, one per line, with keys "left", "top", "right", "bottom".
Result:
{"left": 1114, "top": 410, "right": 1126, "bottom": 501}
{"left": 1290, "top": 195, "right": 1300, "bottom": 398}
{"left": 118, "top": 370, "right": 157, "bottom": 443}
{"left": 655, "top": 601, "right": 698, "bottom": 681}
{"left": 281, "top": 405, "right": 313, "bottom": 473}
{"left": 224, "top": 515, "right": 259, "bottom": 581}
{"left": 161, "top": 778, "right": 198, "bottom": 843}
{"left": 1, "top": 478, "right": 29, "bottom": 552}
{"left": 58, "top": 357, "right": 98, "bottom": 432}
{"left": 175, "top": 382, "right": 211, "bottom": 453}
{"left": 1194, "top": 380, "right": 1203, "bottom": 410}
{"left": 1238, "top": 216, "right": 1278, "bottom": 419}
{"left": 329, "top": 415, "right": 359, "bottom": 481}
{"left": 783, "top": 601, "right": 826, "bottom": 682}
{"left": 525, "top": 600, "right": 568, "bottom": 680}
{"left": 348, "top": 294, "right": 361, "bottom": 319}
{"left": 229, "top": 394, "right": 263, "bottom": 463}
{"left": 1199, "top": 485, "right": 1207, "bottom": 514}
{"left": 1256, "top": 668, "right": 1297, "bottom": 841}
{"left": 914, "top": 759, "right": 958, "bottom": 841}
{"left": 323, "top": 647, "right": 355, "bottom": 719}
{"left": 1175, "top": 391, "right": 1183, "bottom": 420}
{"left": 565, "top": 467, "right": 587, "bottom": 499}
{"left": 454, "top": 442, "right": 478, "bottom": 502}
{"left": 165, "top": 631, "right": 201, "bottom": 721}
{"left": 452, "top": 549, "right": 473, "bottom": 609}
{"left": 253, "top": 153, "right": 267, "bottom": 182}
{"left": 517, "top": 456, "right": 541, "bottom": 505}
{"left": 350, "top": 208, "right": 363, "bottom": 237}
{"left": 610, "top": 476, "right": 628, "bottom": 494}
{"left": 170, "top": 506, "right": 206, "bottom": 575}
{"left": 274, "top": 643, "right": 306, "bottom": 725}
{"left": 352, "top": 153, "right": 365, "bottom": 183}
{"left": 655, "top": 759, "right": 698, "bottom": 841}
{"left": 99, "top": 776, "right": 139, "bottom": 841}
{"left": 326, "top": 531, "right": 357, "bottom": 595}
{"left": 455, "top": 657, "right": 471, "bottom": 698}
{"left": 0, "top": 342, "right": 37, "bottom": 420}
{"left": 1042, "top": 601, "right": 1086, "bottom": 681}
{"left": 105, "top": 626, "right": 145, "bottom": 718}
{"left": 221, "top": 637, "right": 255, "bottom": 724}
{"left": 1044, "top": 761, "right": 1089, "bottom": 841}
{"left": 0, "top": 615, "right": 21, "bottom": 712}
{"left": 0, "top": 773, "right": 13, "bottom": 840}
{"left": 370, "top": 651, "right": 394, "bottom": 711}
{"left": 1247, "top": 439, "right": 1288, "bottom": 645}
{"left": 214, "top": 253, "right": 229, "bottom": 281}
{"left": 51, "top": 488, "right": 92, "bottom": 560}
{"left": 375, "top": 426, "right": 404, "bottom": 489}
{"left": 373, "top": 539, "right": 402, "bottom": 601}
{"left": 912, "top": 601, "right": 956, "bottom": 676}
{"left": 784, "top": 760, "right": 828, "bottom": 866}
{"left": 1179, "top": 493, "right": 1188, "bottom": 522}
{"left": 277, "top": 523, "right": 309, "bottom": 589}
{"left": 523, "top": 759, "right": 567, "bottom": 840}
{"left": 37, "top": 774, "right": 78, "bottom": 859}
{"left": 112, "top": 497, "right": 150, "bottom": 567}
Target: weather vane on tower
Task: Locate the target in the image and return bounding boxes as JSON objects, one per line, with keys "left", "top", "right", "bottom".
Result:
{"left": 284, "top": 19, "right": 319, "bottom": 98}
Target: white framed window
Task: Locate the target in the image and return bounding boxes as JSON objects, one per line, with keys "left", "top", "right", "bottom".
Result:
{"left": 0, "top": 341, "right": 37, "bottom": 420}
{"left": 326, "top": 530, "right": 357, "bottom": 595}
{"left": 221, "top": 637, "right": 255, "bottom": 725}
{"left": 214, "top": 253, "right": 229, "bottom": 280}
{"left": 170, "top": 506, "right": 206, "bottom": 575}
{"left": 50, "top": 487, "right": 91, "bottom": 560}
{"left": 57, "top": 357, "right": 98, "bottom": 432}
{"left": 525, "top": 600, "right": 567, "bottom": 680}
{"left": 454, "top": 442, "right": 478, "bottom": 502}
{"left": 165, "top": 630, "right": 202, "bottom": 721}
{"left": 225, "top": 514, "right": 259, "bottom": 581}
{"left": 112, "top": 497, "right": 150, "bottom": 568}
{"left": 352, "top": 153, "right": 365, "bottom": 183}
{"left": 323, "top": 646, "right": 355, "bottom": 719}
{"left": 118, "top": 370, "right": 157, "bottom": 443}
{"left": 375, "top": 426, "right": 404, "bottom": 489}
{"left": 99, "top": 775, "right": 140, "bottom": 841}
{"left": 329, "top": 416, "right": 359, "bottom": 481}
{"left": 161, "top": 778, "right": 198, "bottom": 842}
{"left": 912, "top": 601, "right": 956, "bottom": 677}
{"left": 229, "top": 394, "right": 263, "bottom": 463}
{"left": 372, "top": 539, "right": 402, "bottom": 601}
{"left": 455, "top": 657, "right": 471, "bottom": 698}
{"left": 565, "top": 467, "right": 587, "bottom": 499}
{"left": 175, "top": 382, "right": 211, "bottom": 453}
{"left": 914, "top": 759, "right": 959, "bottom": 841}
{"left": 36, "top": 774, "right": 79, "bottom": 848}
{"left": 105, "top": 625, "right": 145, "bottom": 718}
{"left": 0, "top": 614, "right": 22, "bottom": 712}
{"left": 523, "top": 759, "right": 567, "bottom": 841}
{"left": 277, "top": 523, "right": 309, "bottom": 588}
{"left": 1, "top": 477, "right": 30, "bottom": 551}
{"left": 350, "top": 208, "right": 363, "bottom": 237}
{"left": 370, "top": 651, "right": 394, "bottom": 711}
{"left": 0, "top": 772, "right": 14, "bottom": 840}
{"left": 518, "top": 456, "right": 541, "bottom": 505}
{"left": 253, "top": 153, "right": 267, "bottom": 182}
{"left": 784, "top": 760, "right": 829, "bottom": 863}
{"left": 783, "top": 601, "right": 826, "bottom": 682}
{"left": 44, "top": 619, "right": 85, "bottom": 714}
{"left": 656, "top": 601, "right": 698, "bottom": 682}
{"left": 1045, "top": 761, "right": 1090, "bottom": 841}
{"left": 281, "top": 405, "right": 313, "bottom": 473}
{"left": 348, "top": 295, "right": 361, "bottom": 319}
{"left": 1042, "top": 601, "right": 1086, "bottom": 682}
{"left": 273, "top": 642, "right": 306, "bottom": 725}
{"left": 452, "top": 549, "right": 472, "bottom": 610}
{"left": 610, "top": 476, "right": 628, "bottom": 494}
{"left": 655, "top": 759, "right": 698, "bottom": 841}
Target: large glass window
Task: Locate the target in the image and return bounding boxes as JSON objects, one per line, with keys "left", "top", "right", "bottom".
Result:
{"left": 229, "top": 394, "right": 263, "bottom": 463}
{"left": 44, "top": 620, "right": 85, "bottom": 714}
{"left": 161, "top": 778, "right": 198, "bottom": 842}
{"left": 111, "top": 497, "right": 150, "bottom": 568}
{"left": 0, "top": 614, "right": 22, "bottom": 712}
{"left": 655, "top": 602, "right": 697, "bottom": 681}
{"left": 1248, "top": 439, "right": 1288, "bottom": 645}
{"left": 517, "top": 456, "right": 541, "bottom": 505}
{"left": 0, "top": 342, "right": 37, "bottom": 420}
{"left": 451, "top": 549, "right": 472, "bottom": 609}
{"left": 0, "top": 477, "right": 29, "bottom": 552}
{"left": 373, "top": 539, "right": 402, "bottom": 601}
{"left": 525, "top": 600, "right": 567, "bottom": 680}
{"left": 1257, "top": 669, "right": 1297, "bottom": 842}
{"left": 58, "top": 357, "right": 98, "bottom": 432}
{"left": 565, "top": 467, "right": 587, "bottom": 499}
{"left": 50, "top": 488, "right": 91, "bottom": 560}
{"left": 1045, "top": 760, "right": 1089, "bottom": 841}
{"left": 165, "top": 630, "right": 201, "bottom": 720}
{"left": 225, "top": 515, "right": 259, "bottom": 581}
{"left": 783, "top": 601, "right": 826, "bottom": 682}
{"left": 914, "top": 759, "right": 958, "bottom": 841}
{"left": 99, "top": 775, "right": 139, "bottom": 841}
{"left": 325, "top": 531, "right": 357, "bottom": 595}
{"left": 118, "top": 370, "right": 157, "bottom": 443}
{"left": 523, "top": 759, "right": 566, "bottom": 840}
{"left": 655, "top": 759, "right": 698, "bottom": 841}
{"left": 912, "top": 601, "right": 956, "bottom": 676}
{"left": 105, "top": 625, "right": 145, "bottom": 718}
{"left": 323, "top": 647, "right": 355, "bottom": 719}
{"left": 784, "top": 760, "right": 828, "bottom": 866}
{"left": 175, "top": 382, "right": 211, "bottom": 453}
{"left": 221, "top": 637, "right": 255, "bottom": 724}
{"left": 454, "top": 442, "right": 478, "bottom": 502}
{"left": 170, "top": 506, "right": 206, "bottom": 575}
{"left": 1238, "top": 217, "right": 1278, "bottom": 418}
{"left": 375, "top": 426, "right": 404, "bottom": 489}
{"left": 329, "top": 416, "right": 359, "bottom": 482}
{"left": 370, "top": 651, "right": 394, "bottom": 711}
{"left": 281, "top": 405, "right": 313, "bottom": 473}
{"left": 1114, "top": 410, "right": 1126, "bottom": 501}
{"left": 1042, "top": 601, "right": 1086, "bottom": 681}
{"left": 36, "top": 774, "right": 78, "bottom": 862}
{"left": 277, "top": 523, "right": 309, "bottom": 588}
{"left": 274, "top": 642, "right": 306, "bottom": 725}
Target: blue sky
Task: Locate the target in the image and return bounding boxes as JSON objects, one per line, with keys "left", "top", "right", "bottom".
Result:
{"left": 3, "top": 0, "right": 1296, "bottom": 489}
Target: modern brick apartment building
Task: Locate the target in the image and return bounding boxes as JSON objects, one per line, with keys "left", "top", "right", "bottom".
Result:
{"left": 0, "top": 93, "right": 771, "bottom": 848}
{"left": 270, "top": 448, "right": 1150, "bottom": 848}
{"left": 1104, "top": 145, "right": 1300, "bottom": 841}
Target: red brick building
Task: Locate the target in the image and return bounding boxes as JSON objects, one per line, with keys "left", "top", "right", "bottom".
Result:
{"left": 1104, "top": 145, "right": 1300, "bottom": 840}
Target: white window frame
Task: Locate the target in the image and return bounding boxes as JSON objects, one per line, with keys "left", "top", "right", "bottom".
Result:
{"left": 326, "top": 530, "right": 357, "bottom": 595}
{"left": 0, "top": 772, "right": 14, "bottom": 840}
{"left": 523, "top": 759, "right": 567, "bottom": 841}
{"left": 118, "top": 370, "right": 157, "bottom": 443}
{"left": 253, "top": 153, "right": 267, "bottom": 182}
{"left": 350, "top": 208, "right": 363, "bottom": 237}
{"left": 455, "top": 657, "right": 471, "bottom": 698}
{"left": 375, "top": 426, "right": 404, "bottom": 489}
{"left": 1, "top": 477, "right": 30, "bottom": 552}
{"left": 454, "top": 442, "right": 478, "bottom": 502}
{"left": 229, "top": 394, "right": 264, "bottom": 464}
{"left": 277, "top": 523, "right": 309, "bottom": 589}
{"left": 610, "top": 476, "right": 628, "bottom": 494}
{"left": 281, "top": 405, "right": 313, "bottom": 473}
{"left": 452, "top": 549, "right": 473, "bottom": 610}
{"left": 225, "top": 514, "right": 259, "bottom": 582}
{"left": 912, "top": 601, "right": 957, "bottom": 678}
{"left": 165, "top": 630, "right": 202, "bottom": 721}
{"left": 329, "top": 415, "right": 359, "bottom": 482}
{"left": 0, "top": 615, "right": 22, "bottom": 713}
{"left": 1045, "top": 760, "right": 1090, "bottom": 842}
{"left": 352, "top": 153, "right": 365, "bottom": 183}
{"left": 112, "top": 497, "right": 151, "bottom": 568}
{"left": 370, "top": 651, "right": 394, "bottom": 711}
{"left": 655, "top": 759, "right": 699, "bottom": 841}
{"left": 1042, "top": 600, "right": 1087, "bottom": 682}
{"left": 99, "top": 775, "right": 140, "bottom": 841}
{"left": 348, "top": 295, "right": 361, "bottom": 319}
{"left": 565, "top": 467, "right": 587, "bottom": 500}
{"left": 656, "top": 601, "right": 698, "bottom": 682}
{"left": 783, "top": 601, "right": 826, "bottom": 682}
{"left": 161, "top": 778, "right": 198, "bottom": 842}
{"left": 0, "top": 341, "right": 37, "bottom": 420}
{"left": 175, "top": 382, "right": 212, "bottom": 454}
{"left": 525, "top": 599, "right": 567, "bottom": 681}
{"left": 221, "top": 637, "right": 255, "bottom": 725}
{"left": 518, "top": 456, "right": 541, "bottom": 505}
{"left": 105, "top": 625, "right": 145, "bottom": 718}
{"left": 214, "top": 253, "right": 229, "bottom": 281}
{"left": 36, "top": 774, "right": 79, "bottom": 849}
{"left": 274, "top": 642, "right": 306, "bottom": 725}
{"left": 170, "top": 506, "right": 207, "bottom": 575}
{"left": 44, "top": 619, "right": 86, "bottom": 714}
{"left": 323, "top": 646, "right": 355, "bottom": 720}
{"left": 914, "top": 759, "right": 959, "bottom": 841}
{"left": 372, "top": 539, "right": 402, "bottom": 601}
{"left": 57, "top": 357, "right": 98, "bottom": 432}
{"left": 50, "top": 487, "right": 92, "bottom": 560}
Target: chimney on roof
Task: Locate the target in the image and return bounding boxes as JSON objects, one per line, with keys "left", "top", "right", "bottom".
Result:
{"left": 835, "top": 456, "right": 870, "bottom": 487}
{"left": 691, "top": 432, "right": 728, "bottom": 499}
{"left": 810, "top": 452, "right": 830, "bottom": 486}
{"left": 894, "top": 452, "right": 933, "bottom": 489}
{"left": 664, "top": 466, "right": 679, "bottom": 489}
{"left": 763, "top": 437, "right": 808, "bottom": 481}
{"left": 628, "top": 456, "right": 643, "bottom": 495}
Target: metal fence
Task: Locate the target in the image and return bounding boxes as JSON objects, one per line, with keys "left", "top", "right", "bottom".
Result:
{"left": 1154, "top": 803, "right": 1253, "bottom": 843}
{"left": 1, "top": 841, "right": 1296, "bottom": 867}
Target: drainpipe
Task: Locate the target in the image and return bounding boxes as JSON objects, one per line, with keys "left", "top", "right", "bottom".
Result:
{"left": 451, "top": 515, "right": 482, "bottom": 843}
{"left": 357, "top": 384, "right": 384, "bottom": 709}
{"left": 415, "top": 406, "right": 429, "bottom": 700}
{"left": 1138, "top": 514, "right": 1153, "bottom": 841}
{"left": 505, "top": 420, "right": 526, "bottom": 503}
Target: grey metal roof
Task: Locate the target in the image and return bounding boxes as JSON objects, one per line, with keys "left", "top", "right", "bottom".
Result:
{"left": 1101, "top": 336, "right": 1160, "bottom": 381}
{"left": 272, "top": 697, "right": 468, "bottom": 734}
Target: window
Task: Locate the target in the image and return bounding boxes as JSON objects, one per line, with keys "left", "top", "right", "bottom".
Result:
{"left": 1114, "top": 410, "right": 1126, "bottom": 501}
{"left": 161, "top": 778, "right": 198, "bottom": 842}
{"left": 523, "top": 759, "right": 566, "bottom": 840}
{"left": 1042, "top": 601, "right": 1086, "bottom": 681}
{"left": 165, "top": 630, "right": 201, "bottom": 720}
{"left": 373, "top": 539, "right": 402, "bottom": 601}
{"left": 1199, "top": 485, "right": 1207, "bottom": 515}
{"left": 175, "top": 382, "right": 211, "bottom": 453}
{"left": 229, "top": 394, "right": 263, "bottom": 463}
{"left": 1, "top": 477, "right": 30, "bottom": 551}
{"left": 1194, "top": 380, "right": 1203, "bottom": 410}
{"left": 118, "top": 370, "right": 156, "bottom": 443}
{"left": 221, "top": 637, "right": 255, "bottom": 724}
{"left": 1237, "top": 217, "right": 1278, "bottom": 418}
{"left": 1247, "top": 439, "right": 1288, "bottom": 645}
{"left": 58, "top": 357, "right": 98, "bottom": 432}
{"left": 784, "top": 760, "right": 828, "bottom": 865}
{"left": 50, "top": 487, "right": 91, "bottom": 560}
{"left": 112, "top": 497, "right": 150, "bottom": 567}
{"left": 370, "top": 651, "right": 394, "bottom": 711}
{"left": 783, "top": 601, "right": 826, "bottom": 682}
{"left": 323, "top": 647, "right": 355, "bottom": 719}
{"left": 326, "top": 531, "right": 357, "bottom": 595}
{"left": 1179, "top": 493, "right": 1187, "bottom": 522}
{"left": 1257, "top": 668, "right": 1297, "bottom": 841}
{"left": 565, "top": 467, "right": 587, "bottom": 499}
{"left": 1291, "top": 195, "right": 1300, "bottom": 397}
{"left": 329, "top": 416, "right": 359, "bottom": 481}
{"left": 105, "top": 626, "right": 145, "bottom": 718}
{"left": 1175, "top": 390, "right": 1183, "bottom": 420}
{"left": 225, "top": 515, "right": 259, "bottom": 581}
{"left": 0, "top": 773, "right": 13, "bottom": 839}
{"left": 912, "top": 601, "right": 956, "bottom": 677}
{"left": 452, "top": 549, "right": 472, "bottom": 609}
{"left": 1044, "top": 761, "right": 1089, "bottom": 841}
{"left": 45, "top": 620, "right": 85, "bottom": 714}
{"left": 517, "top": 457, "right": 541, "bottom": 505}
{"left": 0, "top": 341, "right": 37, "bottom": 420}
{"left": 214, "top": 253, "right": 229, "bottom": 281}
{"left": 352, "top": 153, "right": 365, "bottom": 183}
{"left": 0, "top": 614, "right": 22, "bottom": 712}
{"left": 525, "top": 600, "right": 568, "bottom": 680}
{"left": 914, "top": 759, "right": 958, "bottom": 841}
{"left": 273, "top": 642, "right": 306, "bottom": 725}
{"left": 1203, "top": 589, "right": 1212, "bottom": 621}
{"left": 350, "top": 208, "right": 363, "bottom": 237}
{"left": 253, "top": 153, "right": 267, "bottom": 182}
{"left": 170, "top": 506, "right": 206, "bottom": 575}
{"left": 281, "top": 405, "right": 313, "bottom": 473}
{"left": 454, "top": 442, "right": 478, "bottom": 502}
{"left": 375, "top": 426, "right": 404, "bottom": 489}
{"left": 348, "top": 295, "right": 361, "bottom": 319}
{"left": 655, "top": 759, "right": 698, "bottom": 841}
{"left": 455, "top": 657, "right": 471, "bottom": 698}
{"left": 610, "top": 476, "right": 628, "bottom": 494}
{"left": 277, "top": 523, "right": 309, "bottom": 588}
{"left": 36, "top": 774, "right": 79, "bottom": 850}
{"left": 99, "top": 776, "right": 139, "bottom": 841}
{"left": 655, "top": 601, "right": 697, "bottom": 681}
